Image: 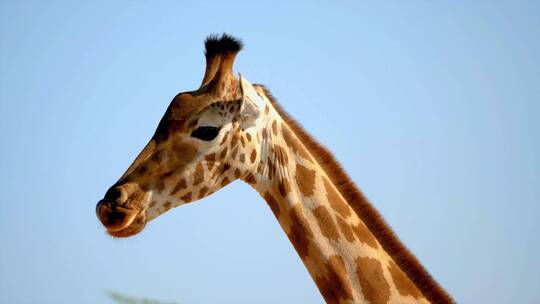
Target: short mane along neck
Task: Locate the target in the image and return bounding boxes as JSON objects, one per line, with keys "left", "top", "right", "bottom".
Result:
{"left": 242, "top": 85, "right": 453, "bottom": 304}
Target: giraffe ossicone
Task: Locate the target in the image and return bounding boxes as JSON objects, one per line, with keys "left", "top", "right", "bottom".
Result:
{"left": 96, "top": 34, "right": 453, "bottom": 304}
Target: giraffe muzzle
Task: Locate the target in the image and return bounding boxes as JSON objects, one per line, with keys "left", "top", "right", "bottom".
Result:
{"left": 96, "top": 199, "right": 136, "bottom": 230}
{"left": 96, "top": 199, "right": 147, "bottom": 237}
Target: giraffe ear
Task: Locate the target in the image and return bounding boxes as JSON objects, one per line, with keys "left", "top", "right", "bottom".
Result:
{"left": 238, "top": 74, "right": 263, "bottom": 127}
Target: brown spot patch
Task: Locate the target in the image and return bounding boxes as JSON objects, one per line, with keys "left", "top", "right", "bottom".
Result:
{"left": 263, "top": 192, "right": 280, "bottom": 218}
{"left": 230, "top": 132, "right": 239, "bottom": 148}
{"left": 180, "top": 192, "right": 192, "bottom": 202}
{"left": 234, "top": 168, "right": 241, "bottom": 178}
{"left": 231, "top": 147, "right": 239, "bottom": 159}
{"left": 250, "top": 149, "right": 257, "bottom": 163}
{"left": 287, "top": 204, "right": 313, "bottom": 259}
{"left": 267, "top": 158, "right": 276, "bottom": 180}
{"left": 244, "top": 173, "right": 257, "bottom": 185}
{"left": 388, "top": 261, "right": 423, "bottom": 299}
{"left": 170, "top": 178, "right": 187, "bottom": 196}
{"left": 273, "top": 144, "right": 288, "bottom": 167}
{"left": 172, "top": 142, "right": 198, "bottom": 166}
{"left": 140, "top": 181, "right": 150, "bottom": 191}
{"left": 240, "top": 135, "right": 246, "bottom": 147}
{"left": 246, "top": 133, "right": 252, "bottom": 142}
{"left": 355, "top": 257, "right": 390, "bottom": 304}
{"left": 277, "top": 179, "right": 291, "bottom": 198}
{"left": 136, "top": 165, "right": 148, "bottom": 176}
{"left": 163, "top": 201, "right": 172, "bottom": 211}
{"left": 199, "top": 186, "right": 209, "bottom": 197}
{"left": 353, "top": 222, "right": 379, "bottom": 249}
{"left": 312, "top": 206, "right": 340, "bottom": 241}
{"left": 148, "top": 201, "right": 157, "bottom": 208}
{"left": 193, "top": 163, "right": 204, "bottom": 186}
{"left": 239, "top": 153, "right": 245, "bottom": 163}
{"left": 221, "top": 177, "right": 230, "bottom": 187}
{"left": 155, "top": 180, "right": 165, "bottom": 192}
{"left": 295, "top": 164, "right": 316, "bottom": 197}
{"left": 336, "top": 216, "right": 355, "bottom": 243}
{"left": 212, "top": 163, "right": 231, "bottom": 179}
{"left": 151, "top": 149, "right": 165, "bottom": 164}
{"left": 163, "top": 169, "right": 174, "bottom": 179}
{"left": 219, "top": 147, "right": 228, "bottom": 159}
{"left": 271, "top": 120, "right": 278, "bottom": 135}
{"left": 323, "top": 177, "right": 351, "bottom": 218}
{"left": 315, "top": 255, "right": 354, "bottom": 304}
{"left": 205, "top": 153, "right": 216, "bottom": 171}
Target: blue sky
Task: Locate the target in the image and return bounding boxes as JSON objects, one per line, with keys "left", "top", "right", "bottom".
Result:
{"left": 1, "top": 1, "right": 539, "bottom": 303}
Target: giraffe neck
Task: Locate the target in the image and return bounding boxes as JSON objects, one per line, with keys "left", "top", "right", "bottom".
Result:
{"left": 242, "top": 93, "right": 432, "bottom": 304}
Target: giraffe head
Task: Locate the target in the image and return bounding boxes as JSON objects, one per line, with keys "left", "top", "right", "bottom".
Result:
{"left": 96, "top": 34, "right": 268, "bottom": 237}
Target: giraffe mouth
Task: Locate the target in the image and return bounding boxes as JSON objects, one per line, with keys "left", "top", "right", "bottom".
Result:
{"left": 106, "top": 210, "right": 147, "bottom": 238}
{"left": 96, "top": 199, "right": 148, "bottom": 238}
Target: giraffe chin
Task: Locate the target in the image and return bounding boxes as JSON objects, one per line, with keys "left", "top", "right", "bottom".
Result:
{"left": 107, "top": 211, "right": 147, "bottom": 238}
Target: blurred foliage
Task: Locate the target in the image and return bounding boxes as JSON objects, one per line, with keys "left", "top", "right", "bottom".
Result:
{"left": 107, "top": 290, "right": 178, "bottom": 304}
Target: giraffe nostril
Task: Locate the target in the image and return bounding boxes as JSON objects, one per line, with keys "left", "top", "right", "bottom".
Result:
{"left": 104, "top": 187, "right": 123, "bottom": 202}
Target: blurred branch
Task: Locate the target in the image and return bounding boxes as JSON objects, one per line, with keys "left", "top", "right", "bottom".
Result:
{"left": 107, "top": 290, "right": 178, "bottom": 304}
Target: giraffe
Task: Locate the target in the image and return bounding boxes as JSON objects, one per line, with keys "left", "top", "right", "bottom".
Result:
{"left": 96, "top": 34, "right": 453, "bottom": 304}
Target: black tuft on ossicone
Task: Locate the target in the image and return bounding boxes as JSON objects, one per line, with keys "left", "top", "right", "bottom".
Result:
{"left": 204, "top": 33, "right": 243, "bottom": 58}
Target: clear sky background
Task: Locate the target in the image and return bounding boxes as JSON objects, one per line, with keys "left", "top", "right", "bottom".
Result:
{"left": 1, "top": 1, "right": 539, "bottom": 303}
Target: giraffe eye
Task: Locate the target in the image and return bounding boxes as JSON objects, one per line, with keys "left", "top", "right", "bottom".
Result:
{"left": 191, "top": 126, "right": 221, "bottom": 141}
